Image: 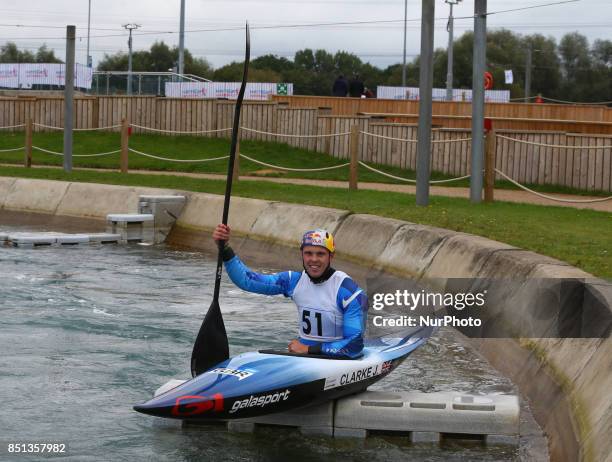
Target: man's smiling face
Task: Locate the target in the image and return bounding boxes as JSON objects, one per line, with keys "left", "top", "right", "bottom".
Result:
{"left": 301, "top": 245, "right": 333, "bottom": 279}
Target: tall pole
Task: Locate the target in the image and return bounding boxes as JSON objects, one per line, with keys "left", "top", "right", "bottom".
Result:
{"left": 470, "top": 0, "right": 487, "bottom": 204}
{"left": 445, "top": 1, "right": 458, "bottom": 101}
{"left": 179, "top": 0, "right": 185, "bottom": 76}
{"left": 64, "top": 25, "right": 76, "bottom": 173}
{"left": 401, "top": 0, "right": 408, "bottom": 87}
{"left": 86, "top": 0, "right": 92, "bottom": 67}
{"left": 525, "top": 43, "right": 532, "bottom": 100}
{"left": 416, "top": 0, "right": 435, "bottom": 206}
{"left": 123, "top": 23, "right": 140, "bottom": 96}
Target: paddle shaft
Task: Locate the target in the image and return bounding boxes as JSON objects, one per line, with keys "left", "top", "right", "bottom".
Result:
{"left": 191, "top": 24, "right": 250, "bottom": 377}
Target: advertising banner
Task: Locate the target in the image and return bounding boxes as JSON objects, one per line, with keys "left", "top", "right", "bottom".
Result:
{"left": 376, "top": 85, "right": 510, "bottom": 103}
{"left": 0, "top": 63, "right": 92, "bottom": 89}
{"left": 164, "top": 82, "right": 293, "bottom": 100}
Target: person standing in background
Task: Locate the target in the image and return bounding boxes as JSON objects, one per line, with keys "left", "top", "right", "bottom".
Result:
{"left": 348, "top": 74, "right": 365, "bottom": 98}
{"left": 332, "top": 75, "right": 349, "bottom": 97}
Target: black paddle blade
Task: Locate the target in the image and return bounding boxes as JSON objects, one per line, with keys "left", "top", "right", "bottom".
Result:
{"left": 190, "top": 299, "right": 229, "bottom": 377}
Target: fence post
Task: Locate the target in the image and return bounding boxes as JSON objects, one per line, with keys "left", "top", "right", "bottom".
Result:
{"left": 484, "top": 129, "right": 497, "bottom": 202}
{"left": 120, "top": 118, "right": 129, "bottom": 173}
{"left": 233, "top": 137, "right": 240, "bottom": 182}
{"left": 349, "top": 125, "right": 359, "bottom": 190}
{"left": 24, "top": 118, "right": 33, "bottom": 168}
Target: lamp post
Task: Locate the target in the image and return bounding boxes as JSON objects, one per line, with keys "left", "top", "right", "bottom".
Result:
{"left": 178, "top": 0, "right": 185, "bottom": 76}
{"left": 401, "top": 0, "right": 408, "bottom": 87}
{"left": 445, "top": 0, "right": 462, "bottom": 101}
{"left": 123, "top": 23, "right": 140, "bottom": 95}
{"left": 86, "top": 0, "right": 92, "bottom": 67}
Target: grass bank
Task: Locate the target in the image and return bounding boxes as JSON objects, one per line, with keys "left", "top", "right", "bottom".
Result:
{"left": 0, "top": 131, "right": 609, "bottom": 197}
{"left": 1, "top": 165, "right": 610, "bottom": 278}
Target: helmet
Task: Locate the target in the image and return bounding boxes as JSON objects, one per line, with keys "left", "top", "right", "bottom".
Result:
{"left": 300, "top": 229, "right": 335, "bottom": 254}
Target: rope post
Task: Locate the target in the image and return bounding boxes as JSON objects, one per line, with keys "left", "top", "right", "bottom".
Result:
{"left": 233, "top": 137, "right": 240, "bottom": 182}
{"left": 349, "top": 125, "right": 359, "bottom": 190}
{"left": 484, "top": 129, "right": 497, "bottom": 203}
{"left": 24, "top": 118, "right": 33, "bottom": 168}
{"left": 120, "top": 118, "right": 129, "bottom": 173}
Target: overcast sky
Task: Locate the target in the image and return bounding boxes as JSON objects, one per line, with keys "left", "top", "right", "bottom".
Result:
{"left": 1, "top": 0, "right": 610, "bottom": 70}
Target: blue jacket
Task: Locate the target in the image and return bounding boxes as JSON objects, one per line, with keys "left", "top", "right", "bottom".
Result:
{"left": 224, "top": 255, "right": 367, "bottom": 358}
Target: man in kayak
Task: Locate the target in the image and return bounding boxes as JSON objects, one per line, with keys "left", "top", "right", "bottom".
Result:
{"left": 213, "top": 224, "right": 367, "bottom": 359}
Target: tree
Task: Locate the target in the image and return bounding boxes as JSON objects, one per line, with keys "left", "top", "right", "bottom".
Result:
{"left": 0, "top": 42, "right": 62, "bottom": 63}
{"left": 35, "top": 45, "right": 62, "bottom": 63}
{"left": 97, "top": 41, "right": 213, "bottom": 78}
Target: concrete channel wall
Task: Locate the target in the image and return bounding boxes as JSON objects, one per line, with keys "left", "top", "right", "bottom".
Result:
{"left": 1, "top": 177, "right": 610, "bottom": 462}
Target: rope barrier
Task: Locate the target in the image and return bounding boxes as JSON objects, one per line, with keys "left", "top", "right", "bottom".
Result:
{"left": 130, "top": 123, "right": 232, "bottom": 135}
{"left": 495, "top": 169, "right": 612, "bottom": 203}
{"left": 74, "top": 125, "right": 122, "bottom": 131}
{"left": 240, "top": 153, "right": 350, "bottom": 172}
{"left": 497, "top": 134, "right": 612, "bottom": 150}
{"left": 129, "top": 148, "right": 229, "bottom": 163}
{"left": 0, "top": 123, "right": 26, "bottom": 130}
{"left": 359, "top": 130, "right": 472, "bottom": 144}
{"left": 240, "top": 127, "right": 351, "bottom": 139}
{"left": 358, "top": 161, "right": 471, "bottom": 184}
{"left": 31, "top": 146, "right": 121, "bottom": 157}
{"left": 32, "top": 122, "right": 123, "bottom": 131}
{"left": 0, "top": 146, "right": 24, "bottom": 152}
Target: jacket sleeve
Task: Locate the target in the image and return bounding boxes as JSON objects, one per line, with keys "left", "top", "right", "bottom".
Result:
{"left": 311, "top": 277, "right": 367, "bottom": 359}
{"left": 224, "top": 254, "right": 298, "bottom": 297}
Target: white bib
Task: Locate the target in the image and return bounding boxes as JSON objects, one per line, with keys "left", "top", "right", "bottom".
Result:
{"left": 291, "top": 270, "right": 348, "bottom": 341}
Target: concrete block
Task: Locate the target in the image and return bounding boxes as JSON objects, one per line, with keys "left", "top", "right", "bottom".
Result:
{"left": 10, "top": 233, "right": 58, "bottom": 247}
{"left": 334, "top": 391, "right": 519, "bottom": 437}
{"left": 4, "top": 179, "right": 69, "bottom": 214}
{"left": 376, "top": 223, "right": 454, "bottom": 277}
{"left": 235, "top": 400, "right": 334, "bottom": 433}
{"left": 177, "top": 193, "right": 271, "bottom": 236}
{"left": 57, "top": 183, "right": 140, "bottom": 218}
{"left": 88, "top": 233, "right": 121, "bottom": 244}
{"left": 334, "top": 214, "right": 406, "bottom": 264}
{"left": 250, "top": 202, "right": 350, "bottom": 246}
{"left": 0, "top": 176, "right": 16, "bottom": 209}
{"left": 56, "top": 234, "right": 90, "bottom": 245}
{"left": 107, "top": 214, "right": 154, "bottom": 222}
{"left": 107, "top": 214, "right": 155, "bottom": 242}
{"left": 334, "top": 427, "right": 368, "bottom": 438}
{"left": 410, "top": 431, "right": 440, "bottom": 443}
{"left": 138, "top": 195, "right": 186, "bottom": 244}
{"left": 485, "top": 434, "right": 519, "bottom": 445}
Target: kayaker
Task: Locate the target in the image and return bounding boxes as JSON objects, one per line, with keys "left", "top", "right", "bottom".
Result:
{"left": 212, "top": 224, "right": 367, "bottom": 358}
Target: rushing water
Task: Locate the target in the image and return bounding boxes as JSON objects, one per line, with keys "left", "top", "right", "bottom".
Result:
{"left": 0, "top": 216, "right": 536, "bottom": 461}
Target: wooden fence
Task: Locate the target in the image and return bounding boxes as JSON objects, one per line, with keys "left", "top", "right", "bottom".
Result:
{"left": 0, "top": 96, "right": 610, "bottom": 192}
{"left": 271, "top": 95, "right": 612, "bottom": 134}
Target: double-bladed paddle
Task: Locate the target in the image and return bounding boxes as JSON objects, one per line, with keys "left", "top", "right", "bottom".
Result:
{"left": 190, "top": 23, "right": 250, "bottom": 377}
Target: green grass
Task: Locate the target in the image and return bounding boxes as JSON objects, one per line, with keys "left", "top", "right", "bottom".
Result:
{"left": 0, "top": 130, "right": 609, "bottom": 196}
{"left": 1, "top": 164, "right": 610, "bottom": 279}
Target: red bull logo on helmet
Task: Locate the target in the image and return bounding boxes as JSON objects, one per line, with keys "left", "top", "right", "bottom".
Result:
{"left": 301, "top": 229, "right": 335, "bottom": 253}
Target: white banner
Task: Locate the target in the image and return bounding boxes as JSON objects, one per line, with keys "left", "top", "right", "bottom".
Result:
{"left": 0, "top": 63, "right": 92, "bottom": 89}
{"left": 504, "top": 70, "right": 514, "bottom": 85}
{"left": 164, "top": 82, "right": 293, "bottom": 100}
{"left": 376, "top": 86, "right": 510, "bottom": 103}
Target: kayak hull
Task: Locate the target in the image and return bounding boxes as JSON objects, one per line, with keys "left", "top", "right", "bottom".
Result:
{"left": 134, "top": 326, "right": 433, "bottom": 421}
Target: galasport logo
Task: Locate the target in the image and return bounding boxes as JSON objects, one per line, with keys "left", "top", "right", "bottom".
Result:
{"left": 229, "top": 389, "right": 291, "bottom": 414}
{"left": 171, "top": 393, "right": 224, "bottom": 417}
